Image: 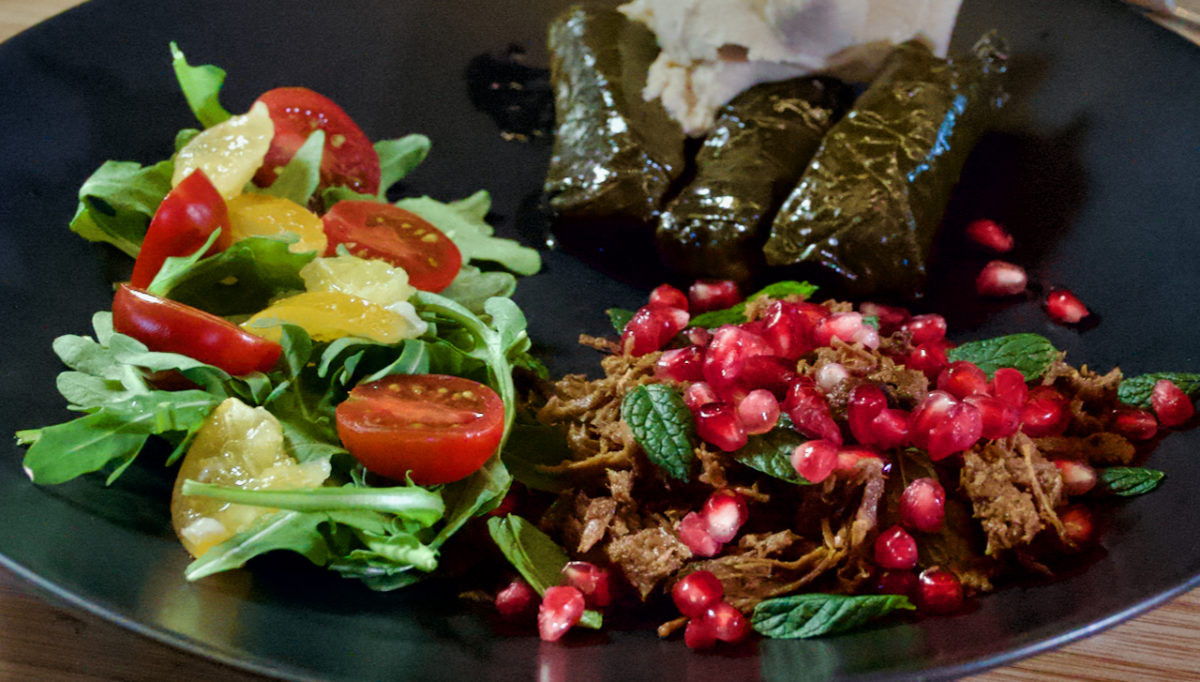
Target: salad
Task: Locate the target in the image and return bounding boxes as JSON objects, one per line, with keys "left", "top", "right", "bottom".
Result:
{"left": 18, "top": 44, "right": 543, "bottom": 590}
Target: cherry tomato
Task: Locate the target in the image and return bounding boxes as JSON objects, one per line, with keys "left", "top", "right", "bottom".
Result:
{"left": 112, "top": 285, "right": 282, "bottom": 376}
{"left": 335, "top": 374, "right": 505, "bottom": 485}
{"left": 130, "top": 170, "right": 231, "bottom": 288}
{"left": 252, "top": 87, "right": 380, "bottom": 195}
{"left": 321, "top": 200, "right": 462, "bottom": 292}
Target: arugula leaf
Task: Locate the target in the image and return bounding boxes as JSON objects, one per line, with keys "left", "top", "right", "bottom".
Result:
{"left": 1117, "top": 372, "right": 1200, "bottom": 408}
{"left": 620, "top": 384, "right": 696, "bottom": 482}
{"left": 184, "top": 510, "right": 331, "bottom": 581}
{"left": 69, "top": 159, "right": 173, "bottom": 257}
{"left": 1095, "top": 467, "right": 1164, "bottom": 497}
{"left": 256, "top": 130, "right": 324, "bottom": 205}
{"left": 751, "top": 593, "right": 915, "bottom": 639}
{"left": 502, "top": 421, "right": 574, "bottom": 493}
{"left": 397, "top": 193, "right": 541, "bottom": 275}
{"left": 690, "top": 280, "right": 818, "bottom": 328}
{"left": 438, "top": 265, "right": 517, "bottom": 314}
{"left": 152, "top": 236, "right": 314, "bottom": 315}
{"left": 169, "top": 42, "right": 230, "bottom": 128}
{"left": 607, "top": 307, "right": 635, "bottom": 333}
{"left": 375, "top": 134, "right": 431, "bottom": 198}
{"left": 487, "top": 515, "right": 602, "bottom": 629}
{"left": 945, "top": 333, "right": 1059, "bottom": 380}
{"left": 734, "top": 416, "right": 807, "bottom": 484}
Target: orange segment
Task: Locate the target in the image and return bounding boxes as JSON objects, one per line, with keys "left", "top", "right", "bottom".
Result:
{"left": 227, "top": 193, "right": 327, "bottom": 254}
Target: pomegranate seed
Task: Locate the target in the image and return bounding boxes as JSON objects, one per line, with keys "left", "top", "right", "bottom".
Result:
{"left": 684, "top": 615, "right": 719, "bottom": 649}
{"left": 562, "top": 561, "right": 613, "bottom": 608}
{"left": 1151, "top": 379, "right": 1195, "bottom": 427}
{"left": 703, "top": 601, "right": 749, "bottom": 643}
{"left": 814, "top": 312, "right": 880, "bottom": 350}
{"left": 702, "top": 325, "right": 772, "bottom": 394}
{"left": 740, "top": 355, "right": 797, "bottom": 398}
{"left": 655, "top": 346, "right": 706, "bottom": 383}
{"left": 874, "top": 570, "right": 917, "bottom": 597}
{"left": 976, "top": 260, "right": 1027, "bottom": 297}
{"left": 701, "top": 489, "right": 749, "bottom": 543}
{"left": 910, "top": 391, "right": 983, "bottom": 460}
{"left": 695, "top": 402, "right": 748, "bottom": 452}
{"left": 1053, "top": 459, "right": 1097, "bottom": 497}
{"left": 848, "top": 384, "right": 888, "bottom": 445}
{"left": 903, "top": 314, "right": 947, "bottom": 346}
{"left": 649, "top": 284, "right": 689, "bottom": 311}
{"left": 874, "top": 525, "right": 919, "bottom": 570}
{"left": 683, "top": 382, "right": 720, "bottom": 413}
{"left": 899, "top": 477, "right": 946, "bottom": 533}
{"left": 678, "top": 512, "right": 722, "bottom": 557}
{"left": 760, "top": 301, "right": 816, "bottom": 360}
{"left": 684, "top": 326, "right": 711, "bottom": 346}
{"left": 621, "top": 304, "right": 688, "bottom": 356}
{"left": 916, "top": 568, "right": 963, "bottom": 614}
{"left": 495, "top": 578, "right": 538, "bottom": 620}
{"left": 906, "top": 341, "right": 949, "bottom": 380}
{"left": 937, "top": 361, "right": 992, "bottom": 399}
{"left": 688, "top": 280, "right": 740, "bottom": 313}
{"left": 869, "top": 409, "right": 911, "bottom": 450}
{"left": 1021, "top": 387, "right": 1070, "bottom": 437}
{"left": 783, "top": 377, "right": 843, "bottom": 445}
{"left": 1059, "top": 504, "right": 1095, "bottom": 547}
{"left": 859, "top": 302, "right": 911, "bottom": 334}
{"left": 791, "top": 439, "right": 840, "bottom": 484}
{"left": 814, "top": 362, "right": 849, "bottom": 394}
{"left": 1045, "top": 288, "right": 1089, "bottom": 324}
{"left": 965, "top": 395, "right": 1021, "bottom": 439}
{"left": 1111, "top": 408, "right": 1158, "bottom": 440}
{"left": 990, "top": 368, "right": 1028, "bottom": 407}
{"left": 735, "top": 389, "right": 780, "bottom": 435}
{"left": 671, "top": 570, "right": 724, "bottom": 618}
{"left": 965, "top": 218, "right": 1014, "bottom": 253}
{"left": 538, "top": 586, "right": 585, "bottom": 642}
{"left": 835, "top": 445, "right": 883, "bottom": 472}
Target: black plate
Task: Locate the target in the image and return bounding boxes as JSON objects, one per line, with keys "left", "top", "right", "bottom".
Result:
{"left": 1, "top": 1, "right": 1198, "bottom": 680}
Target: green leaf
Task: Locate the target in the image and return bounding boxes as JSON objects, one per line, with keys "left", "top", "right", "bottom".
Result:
{"left": 487, "top": 515, "right": 602, "bottom": 629}
{"left": 433, "top": 455, "right": 512, "bottom": 547}
{"left": 607, "top": 307, "right": 635, "bottom": 333}
{"left": 751, "top": 593, "right": 915, "bottom": 639}
{"left": 69, "top": 159, "right": 173, "bottom": 257}
{"left": 154, "top": 236, "right": 315, "bottom": 315}
{"left": 734, "top": 416, "right": 807, "bottom": 484}
{"left": 22, "top": 412, "right": 150, "bottom": 485}
{"left": 945, "top": 333, "right": 1059, "bottom": 380}
{"left": 375, "top": 134, "right": 431, "bottom": 197}
{"left": 396, "top": 193, "right": 541, "bottom": 275}
{"left": 185, "top": 510, "right": 331, "bottom": 581}
{"left": 181, "top": 481, "right": 446, "bottom": 525}
{"left": 502, "top": 421, "right": 574, "bottom": 493}
{"left": 438, "top": 265, "right": 517, "bottom": 314}
{"left": 169, "top": 42, "right": 230, "bottom": 128}
{"left": 620, "top": 384, "right": 695, "bottom": 482}
{"left": 1095, "top": 467, "right": 1164, "bottom": 497}
{"left": 257, "top": 130, "right": 324, "bottom": 205}
{"left": 1117, "top": 372, "right": 1200, "bottom": 408}
{"left": 690, "top": 280, "right": 818, "bottom": 328}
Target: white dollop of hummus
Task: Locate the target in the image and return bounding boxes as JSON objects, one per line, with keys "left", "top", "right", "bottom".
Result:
{"left": 619, "top": 0, "right": 964, "bottom": 135}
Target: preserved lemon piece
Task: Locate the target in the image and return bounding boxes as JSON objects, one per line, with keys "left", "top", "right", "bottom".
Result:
{"left": 241, "top": 290, "right": 419, "bottom": 344}
{"left": 170, "top": 398, "right": 329, "bottom": 558}
{"left": 173, "top": 102, "right": 274, "bottom": 199}
{"left": 227, "top": 193, "right": 327, "bottom": 254}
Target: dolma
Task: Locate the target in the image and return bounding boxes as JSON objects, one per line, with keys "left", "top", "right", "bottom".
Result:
{"left": 656, "top": 77, "right": 853, "bottom": 282}
{"left": 763, "top": 35, "right": 1008, "bottom": 297}
{"left": 544, "top": 6, "right": 686, "bottom": 222}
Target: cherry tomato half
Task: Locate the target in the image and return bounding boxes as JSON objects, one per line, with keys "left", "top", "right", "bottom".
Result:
{"left": 130, "top": 170, "right": 231, "bottom": 288}
{"left": 321, "top": 200, "right": 462, "bottom": 292}
{"left": 112, "top": 285, "right": 282, "bottom": 376}
{"left": 252, "top": 87, "right": 381, "bottom": 195}
{"left": 335, "top": 374, "right": 505, "bottom": 485}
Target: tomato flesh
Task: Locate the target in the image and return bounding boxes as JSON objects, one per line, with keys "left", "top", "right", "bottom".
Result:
{"left": 130, "top": 170, "right": 230, "bottom": 288}
{"left": 252, "top": 87, "right": 380, "bottom": 195}
{"left": 321, "top": 200, "right": 462, "bottom": 292}
{"left": 112, "top": 285, "right": 282, "bottom": 376}
{"left": 335, "top": 374, "right": 504, "bottom": 485}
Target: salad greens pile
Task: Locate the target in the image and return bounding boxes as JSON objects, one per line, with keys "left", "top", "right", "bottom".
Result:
{"left": 16, "top": 44, "right": 545, "bottom": 590}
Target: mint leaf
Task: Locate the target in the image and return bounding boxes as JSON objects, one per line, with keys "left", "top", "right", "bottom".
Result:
{"left": 607, "top": 307, "right": 635, "bottom": 333}
{"left": 734, "top": 416, "right": 806, "bottom": 484}
{"left": 751, "top": 593, "right": 915, "bottom": 639}
{"left": 69, "top": 159, "right": 173, "bottom": 257}
{"left": 690, "top": 280, "right": 818, "bottom": 328}
{"left": 1117, "top": 372, "right": 1200, "bottom": 408}
{"left": 945, "top": 333, "right": 1058, "bottom": 380}
{"left": 375, "top": 134, "right": 431, "bottom": 198}
{"left": 1096, "top": 467, "right": 1164, "bottom": 497}
{"left": 620, "top": 384, "right": 695, "bottom": 482}
{"left": 169, "top": 42, "right": 230, "bottom": 128}
{"left": 487, "top": 515, "right": 602, "bottom": 629}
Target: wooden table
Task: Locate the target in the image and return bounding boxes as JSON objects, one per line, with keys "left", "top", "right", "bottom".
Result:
{"left": 2, "top": 1, "right": 1198, "bottom": 680}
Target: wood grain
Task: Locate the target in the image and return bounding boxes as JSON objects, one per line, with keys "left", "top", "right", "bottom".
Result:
{"left": 1, "top": 2, "right": 1198, "bottom": 681}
